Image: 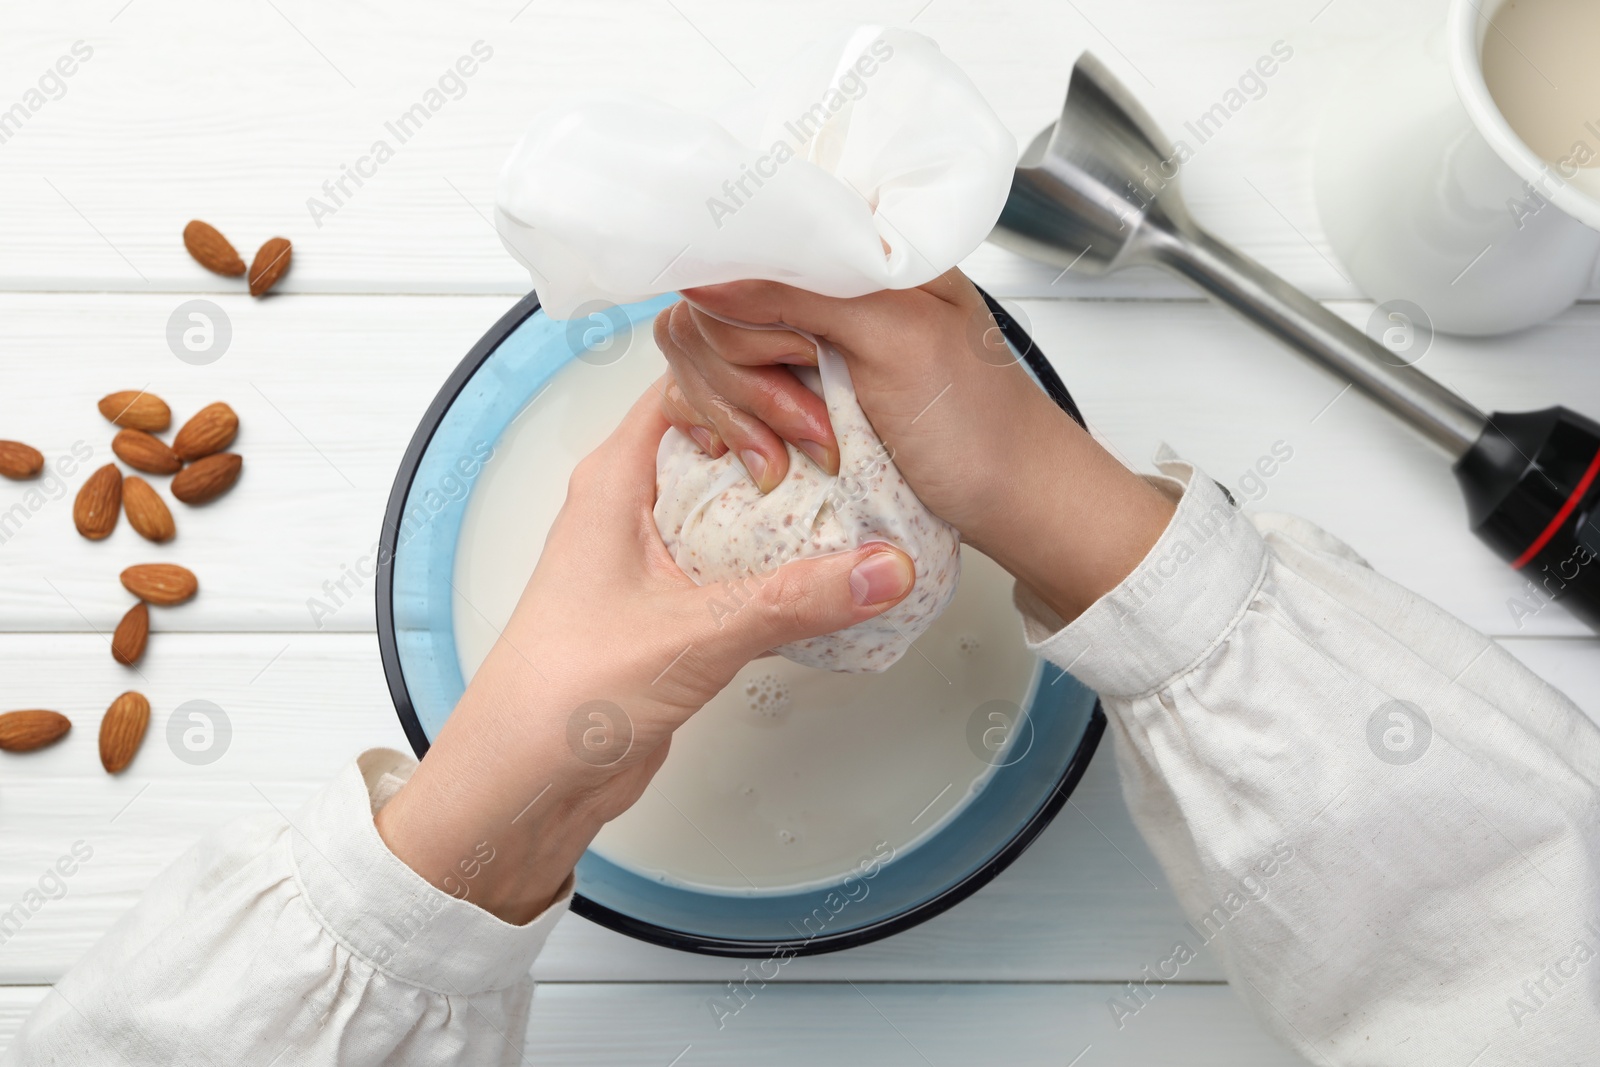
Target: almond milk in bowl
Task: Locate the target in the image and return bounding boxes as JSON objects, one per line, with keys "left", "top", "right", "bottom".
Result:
{"left": 375, "top": 291, "right": 1104, "bottom": 956}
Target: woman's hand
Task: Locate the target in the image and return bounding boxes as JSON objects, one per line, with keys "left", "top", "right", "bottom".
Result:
{"left": 375, "top": 387, "right": 915, "bottom": 924}
{"left": 655, "top": 270, "right": 1041, "bottom": 529}
{"left": 654, "top": 270, "right": 1175, "bottom": 623}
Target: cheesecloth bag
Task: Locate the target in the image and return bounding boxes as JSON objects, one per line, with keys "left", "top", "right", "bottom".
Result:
{"left": 496, "top": 24, "right": 1016, "bottom": 671}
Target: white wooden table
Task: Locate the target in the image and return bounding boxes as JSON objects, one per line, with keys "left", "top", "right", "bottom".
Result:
{"left": 0, "top": 0, "right": 1595, "bottom": 1063}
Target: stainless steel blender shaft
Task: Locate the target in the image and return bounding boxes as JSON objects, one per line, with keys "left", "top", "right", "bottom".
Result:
{"left": 1158, "top": 231, "right": 1486, "bottom": 456}
{"left": 990, "top": 53, "right": 1488, "bottom": 459}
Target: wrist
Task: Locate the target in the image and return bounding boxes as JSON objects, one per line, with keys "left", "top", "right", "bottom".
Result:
{"left": 964, "top": 401, "right": 1174, "bottom": 623}
{"left": 375, "top": 682, "right": 609, "bottom": 925}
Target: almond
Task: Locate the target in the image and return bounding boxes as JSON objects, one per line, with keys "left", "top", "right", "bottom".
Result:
{"left": 99, "top": 691, "right": 150, "bottom": 774}
{"left": 248, "top": 236, "right": 292, "bottom": 297}
{"left": 0, "top": 440, "right": 44, "bottom": 480}
{"left": 0, "top": 710, "right": 71, "bottom": 752}
{"left": 172, "top": 452, "right": 241, "bottom": 505}
{"left": 183, "top": 220, "right": 246, "bottom": 277}
{"left": 98, "top": 391, "right": 171, "bottom": 432}
{"left": 74, "top": 463, "right": 123, "bottom": 540}
{"left": 112, "top": 602, "right": 149, "bottom": 666}
{"left": 121, "top": 563, "right": 198, "bottom": 606}
{"left": 112, "top": 429, "right": 181, "bottom": 475}
{"left": 123, "top": 476, "right": 176, "bottom": 543}
{"left": 172, "top": 402, "right": 238, "bottom": 462}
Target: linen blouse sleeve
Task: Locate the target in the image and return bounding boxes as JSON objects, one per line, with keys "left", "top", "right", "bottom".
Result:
{"left": 1015, "top": 447, "right": 1600, "bottom": 1066}
{"left": 3, "top": 748, "right": 571, "bottom": 1066}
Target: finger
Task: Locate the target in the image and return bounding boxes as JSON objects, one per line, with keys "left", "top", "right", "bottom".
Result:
{"left": 613, "top": 385, "right": 674, "bottom": 469}
{"left": 653, "top": 309, "right": 719, "bottom": 455}
{"left": 683, "top": 302, "right": 819, "bottom": 366}
{"left": 680, "top": 279, "right": 936, "bottom": 358}
{"left": 690, "top": 356, "right": 840, "bottom": 478}
{"left": 661, "top": 312, "right": 840, "bottom": 483}
{"left": 668, "top": 353, "right": 790, "bottom": 493}
{"left": 713, "top": 361, "right": 844, "bottom": 473}
{"left": 658, "top": 302, "right": 794, "bottom": 492}
{"left": 577, "top": 385, "right": 673, "bottom": 511}
{"left": 655, "top": 374, "right": 727, "bottom": 460}
{"left": 678, "top": 304, "right": 839, "bottom": 473}
{"left": 695, "top": 542, "right": 916, "bottom": 663}
{"left": 658, "top": 302, "right": 834, "bottom": 472}
{"left": 680, "top": 280, "right": 880, "bottom": 349}
{"left": 550, "top": 387, "right": 676, "bottom": 577}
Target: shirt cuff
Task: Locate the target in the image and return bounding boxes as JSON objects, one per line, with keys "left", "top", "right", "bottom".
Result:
{"left": 288, "top": 747, "right": 572, "bottom": 995}
{"left": 1014, "top": 446, "right": 1269, "bottom": 699}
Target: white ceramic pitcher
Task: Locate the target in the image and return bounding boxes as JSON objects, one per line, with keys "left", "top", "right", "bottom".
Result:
{"left": 1316, "top": 0, "right": 1600, "bottom": 336}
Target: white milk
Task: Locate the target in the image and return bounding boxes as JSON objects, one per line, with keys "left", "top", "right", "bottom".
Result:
{"left": 452, "top": 331, "right": 1036, "bottom": 893}
{"left": 1482, "top": 0, "right": 1600, "bottom": 200}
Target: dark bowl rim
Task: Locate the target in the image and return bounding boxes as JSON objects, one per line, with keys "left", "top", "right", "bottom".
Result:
{"left": 374, "top": 287, "right": 1106, "bottom": 958}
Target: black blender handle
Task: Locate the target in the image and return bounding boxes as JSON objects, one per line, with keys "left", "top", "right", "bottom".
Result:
{"left": 1455, "top": 407, "right": 1600, "bottom": 630}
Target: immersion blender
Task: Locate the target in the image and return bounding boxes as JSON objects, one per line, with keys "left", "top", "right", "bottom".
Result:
{"left": 989, "top": 53, "right": 1600, "bottom": 630}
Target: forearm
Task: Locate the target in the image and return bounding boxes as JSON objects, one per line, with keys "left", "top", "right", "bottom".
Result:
{"left": 372, "top": 738, "right": 593, "bottom": 927}
{"left": 961, "top": 393, "right": 1175, "bottom": 624}
{"left": 374, "top": 646, "right": 609, "bottom": 926}
{"left": 377, "top": 387, "right": 920, "bottom": 928}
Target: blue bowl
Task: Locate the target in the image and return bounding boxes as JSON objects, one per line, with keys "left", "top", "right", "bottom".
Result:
{"left": 375, "top": 289, "right": 1105, "bottom": 957}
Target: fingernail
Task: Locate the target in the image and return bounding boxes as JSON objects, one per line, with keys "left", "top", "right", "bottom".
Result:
{"left": 777, "top": 345, "right": 820, "bottom": 366}
{"left": 740, "top": 449, "right": 771, "bottom": 492}
{"left": 849, "top": 549, "right": 914, "bottom": 606}
{"left": 689, "top": 427, "right": 715, "bottom": 454}
{"left": 798, "top": 439, "right": 839, "bottom": 475}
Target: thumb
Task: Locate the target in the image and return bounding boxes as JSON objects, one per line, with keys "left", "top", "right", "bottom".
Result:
{"left": 680, "top": 280, "right": 906, "bottom": 354}
{"left": 706, "top": 542, "right": 917, "bottom": 660}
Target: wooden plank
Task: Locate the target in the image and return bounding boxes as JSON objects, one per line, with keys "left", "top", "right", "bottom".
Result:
{"left": 0, "top": 982, "right": 1303, "bottom": 1064}
{"left": 0, "top": 0, "right": 1538, "bottom": 301}
{"left": 0, "top": 990, "right": 41, "bottom": 1046}
{"left": 0, "top": 631, "right": 1593, "bottom": 984}
{"left": 0, "top": 0, "right": 1590, "bottom": 1059}
{"left": 0, "top": 293, "right": 503, "bottom": 633}
{"left": 0, "top": 632, "right": 1208, "bottom": 984}
{"left": 3, "top": 293, "right": 1597, "bottom": 637}
{"left": 1011, "top": 297, "right": 1600, "bottom": 638}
